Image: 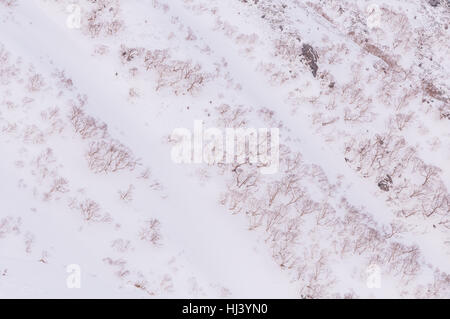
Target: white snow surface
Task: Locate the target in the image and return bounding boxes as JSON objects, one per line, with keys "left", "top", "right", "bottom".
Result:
{"left": 0, "top": 0, "right": 449, "bottom": 298}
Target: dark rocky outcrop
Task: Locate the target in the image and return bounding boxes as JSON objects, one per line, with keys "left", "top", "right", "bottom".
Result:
{"left": 301, "top": 44, "right": 319, "bottom": 77}
{"left": 378, "top": 175, "right": 393, "bottom": 192}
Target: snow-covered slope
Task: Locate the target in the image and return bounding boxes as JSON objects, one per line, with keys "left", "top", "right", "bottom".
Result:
{"left": 0, "top": 0, "right": 448, "bottom": 298}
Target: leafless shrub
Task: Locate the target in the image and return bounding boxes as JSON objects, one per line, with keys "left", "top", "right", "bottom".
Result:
{"left": 137, "top": 168, "right": 151, "bottom": 180}
{"left": 315, "top": 203, "right": 336, "bottom": 226}
{"left": 24, "top": 232, "right": 35, "bottom": 253}
{"left": 0, "top": 45, "right": 20, "bottom": 85}
{"left": 118, "top": 184, "right": 134, "bottom": 203}
{"left": 27, "top": 74, "right": 45, "bottom": 92}
{"left": 416, "top": 270, "right": 450, "bottom": 298}
{"left": 79, "top": 198, "right": 101, "bottom": 221}
{"left": 93, "top": 44, "right": 109, "bottom": 56}
{"left": 0, "top": 217, "right": 21, "bottom": 238}
{"left": 32, "top": 148, "right": 57, "bottom": 180}
{"left": 382, "top": 222, "right": 405, "bottom": 239}
{"left": 186, "top": 27, "right": 197, "bottom": 41}
{"left": 385, "top": 243, "right": 421, "bottom": 277}
{"left": 128, "top": 87, "right": 139, "bottom": 98}
{"left": 160, "top": 274, "right": 174, "bottom": 293}
{"left": 232, "top": 162, "right": 258, "bottom": 189}
{"left": 103, "top": 257, "right": 129, "bottom": 278}
{"left": 43, "top": 177, "right": 69, "bottom": 201}
{"left": 421, "top": 183, "right": 449, "bottom": 218}
{"left": 273, "top": 35, "right": 303, "bottom": 64}
{"left": 120, "top": 46, "right": 144, "bottom": 63}
{"left": 0, "top": 0, "right": 17, "bottom": 8}
{"left": 215, "top": 104, "right": 249, "bottom": 128}
{"left": 52, "top": 69, "right": 73, "bottom": 90}
{"left": 40, "top": 107, "right": 65, "bottom": 135}
{"left": 139, "top": 219, "right": 162, "bottom": 246}
{"left": 143, "top": 49, "right": 169, "bottom": 69}
{"left": 298, "top": 250, "right": 335, "bottom": 299}
{"left": 111, "top": 239, "right": 131, "bottom": 253}
{"left": 393, "top": 113, "right": 414, "bottom": 131}
{"left": 423, "top": 81, "right": 449, "bottom": 105}
{"left": 22, "top": 125, "right": 45, "bottom": 144}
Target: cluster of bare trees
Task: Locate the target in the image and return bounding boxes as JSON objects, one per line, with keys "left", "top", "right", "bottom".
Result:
{"left": 52, "top": 69, "right": 74, "bottom": 90}
{"left": 145, "top": 49, "right": 209, "bottom": 94}
{"left": 344, "top": 132, "right": 449, "bottom": 222}
{"left": 2, "top": 85, "right": 73, "bottom": 202}
{"left": 103, "top": 256, "right": 130, "bottom": 279}
{"left": 239, "top": 0, "right": 287, "bottom": 32}
{"left": 269, "top": 28, "right": 323, "bottom": 81}
{"left": 339, "top": 198, "right": 421, "bottom": 278}
{"left": 0, "top": 217, "right": 38, "bottom": 256}
{"left": 27, "top": 74, "right": 45, "bottom": 92}
{"left": 119, "top": 45, "right": 212, "bottom": 95}
{"left": 211, "top": 101, "right": 449, "bottom": 297}
{"left": 68, "top": 101, "right": 139, "bottom": 174}
{"left": 315, "top": 0, "right": 448, "bottom": 120}
{"left": 102, "top": 255, "right": 170, "bottom": 295}
{"left": 217, "top": 143, "right": 337, "bottom": 297}
{"left": 260, "top": 0, "right": 450, "bottom": 235}
{"left": 22, "top": 124, "right": 45, "bottom": 144}
{"left": 340, "top": 69, "right": 376, "bottom": 123}
{"left": 86, "top": 139, "right": 138, "bottom": 173}
{"left": 39, "top": 106, "right": 65, "bottom": 136}
{"left": 212, "top": 16, "right": 259, "bottom": 58}
{"left": 0, "top": 44, "right": 19, "bottom": 85}
{"left": 247, "top": 0, "right": 447, "bottom": 231}
{"left": 84, "top": 0, "right": 124, "bottom": 37}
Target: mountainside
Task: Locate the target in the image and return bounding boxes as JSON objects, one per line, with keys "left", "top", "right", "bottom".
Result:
{"left": 0, "top": 0, "right": 449, "bottom": 298}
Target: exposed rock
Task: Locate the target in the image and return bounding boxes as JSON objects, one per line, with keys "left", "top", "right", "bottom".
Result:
{"left": 378, "top": 175, "right": 393, "bottom": 192}
{"left": 301, "top": 44, "right": 319, "bottom": 77}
